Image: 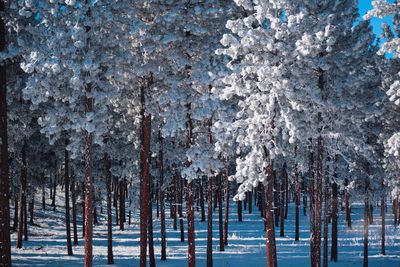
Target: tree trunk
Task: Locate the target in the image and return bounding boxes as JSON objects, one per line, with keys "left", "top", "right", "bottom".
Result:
{"left": 119, "top": 180, "right": 124, "bottom": 231}
{"left": 314, "top": 134, "right": 323, "bottom": 267}
{"left": 364, "top": 200, "right": 369, "bottom": 267}
{"left": 104, "top": 154, "right": 114, "bottom": 264}
{"left": 178, "top": 175, "right": 185, "bottom": 242}
{"left": 294, "top": 162, "right": 300, "bottom": 241}
{"left": 224, "top": 166, "right": 230, "bottom": 246}
{"left": 84, "top": 129, "right": 94, "bottom": 267}
{"left": 13, "top": 196, "right": 18, "bottom": 232}
{"left": 71, "top": 172, "right": 78, "bottom": 245}
{"left": 302, "top": 175, "right": 307, "bottom": 216}
{"left": 217, "top": 174, "right": 224, "bottom": 251}
{"left": 248, "top": 190, "right": 252, "bottom": 214}
{"left": 187, "top": 181, "right": 195, "bottom": 267}
{"left": 274, "top": 170, "right": 279, "bottom": 228}
{"left": 285, "top": 168, "right": 289, "bottom": 220}
{"left": 323, "top": 180, "right": 328, "bottom": 267}
{"left": 265, "top": 162, "right": 277, "bottom": 267}
{"left": 0, "top": 2, "right": 11, "bottom": 262}
{"left": 148, "top": 181, "right": 155, "bottom": 267}
{"left": 381, "top": 197, "right": 385, "bottom": 256}
{"left": 206, "top": 174, "right": 213, "bottom": 267}
{"left": 172, "top": 173, "right": 177, "bottom": 230}
{"left": 139, "top": 111, "right": 152, "bottom": 267}
{"left": 64, "top": 141, "right": 73, "bottom": 256}
{"left": 42, "top": 176, "right": 46, "bottom": 210}
{"left": 52, "top": 181, "right": 56, "bottom": 211}
{"left": 200, "top": 178, "right": 205, "bottom": 222}
{"left": 308, "top": 138, "right": 316, "bottom": 267}
{"left": 158, "top": 131, "right": 167, "bottom": 261}
{"left": 280, "top": 163, "right": 286, "bottom": 237}
{"left": 331, "top": 182, "right": 338, "bottom": 262}
{"left": 237, "top": 183, "right": 243, "bottom": 222}
{"left": 29, "top": 194, "right": 34, "bottom": 225}
{"left": 393, "top": 198, "right": 398, "bottom": 226}
{"left": 344, "top": 179, "right": 352, "bottom": 229}
{"left": 16, "top": 142, "right": 27, "bottom": 249}
{"left": 369, "top": 204, "right": 373, "bottom": 224}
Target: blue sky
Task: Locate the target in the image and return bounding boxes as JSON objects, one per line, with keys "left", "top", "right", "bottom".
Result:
{"left": 358, "top": 1, "right": 392, "bottom": 39}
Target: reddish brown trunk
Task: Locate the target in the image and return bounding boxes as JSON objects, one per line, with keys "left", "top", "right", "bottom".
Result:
{"left": 172, "top": 173, "right": 178, "bottom": 230}
{"left": 84, "top": 129, "right": 94, "bottom": 267}
{"left": 314, "top": 134, "right": 323, "bottom": 267}
{"left": 148, "top": 179, "right": 155, "bottom": 267}
{"left": 265, "top": 162, "right": 277, "bottom": 267}
{"left": 104, "top": 154, "right": 114, "bottom": 264}
{"left": 308, "top": 138, "right": 316, "bottom": 266}
{"left": 200, "top": 179, "right": 205, "bottom": 222}
{"left": 273, "top": 170, "right": 279, "bottom": 227}
{"left": 16, "top": 142, "right": 27, "bottom": 249}
{"left": 178, "top": 175, "right": 185, "bottom": 242}
{"left": 139, "top": 113, "right": 152, "bottom": 267}
{"left": 0, "top": 1, "right": 11, "bottom": 262}
{"left": 331, "top": 182, "right": 338, "bottom": 262}
{"left": 187, "top": 181, "right": 195, "bottom": 267}
{"left": 64, "top": 141, "right": 73, "bottom": 256}
{"left": 323, "top": 180, "right": 328, "bottom": 267}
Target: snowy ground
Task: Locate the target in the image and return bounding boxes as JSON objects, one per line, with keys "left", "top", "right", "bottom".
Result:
{"left": 10, "top": 190, "right": 400, "bottom": 267}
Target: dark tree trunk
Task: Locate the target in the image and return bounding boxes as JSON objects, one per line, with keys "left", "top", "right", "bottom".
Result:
{"left": 302, "top": 175, "right": 307, "bottom": 216}
{"left": 104, "top": 154, "right": 114, "bottom": 264}
{"left": 64, "top": 141, "right": 73, "bottom": 256}
{"left": 285, "top": 168, "right": 289, "bottom": 220}
{"left": 294, "top": 161, "right": 300, "bottom": 241}
{"left": 187, "top": 181, "right": 195, "bottom": 267}
{"left": 42, "top": 176, "right": 46, "bottom": 210}
{"left": 139, "top": 108, "right": 152, "bottom": 267}
{"left": 71, "top": 172, "right": 78, "bottom": 246}
{"left": 148, "top": 180, "right": 155, "bottom": 267}
{"left": 114, "top": 181, "right": 118, "bottom": 226}
{"left": 217, "top": 174, "right": 224, "bottom": 251}
{"left": 24, "top": 197, "right": 27, "bottom": 241}
{"left": 0, "top": 1, "right": 11, "bottom": 261}
{"left": 16, "top": 142, "right": 27, "bottom": 249}
{"left": 237, "top": 183, "right": 243, "bottom": 222}
{"left": 13, "top": 196, "right": 18, "bottom": 232}
{"left": 323, "top": 180, "right": 328, "bottom": 267}
{"left": 369, "top": 204, "right": 373, "bottom": 224}
{"left": 224, "top": 165, "right": 230, "bottom": 246}
{"left": 381, "top": 197, "right": 385, "bottom": 256}
{"left": 206, "top": 174, "right": 213, "bottom": 267}
{"left": 364, "top": 200, "right": 369, "bottom": 267}
{"left": 29, "top": 194, "right": 34, "bottom": 225}
{"left": 172, "top": 173, "right": 177, "bottom": 230}
{"left": 331, "top": 182, "right": 338, "bottom": 262}
{"left": 119, "top": 180, "right": 124, "bottom": 231}
{"left": 158, "top": 131, "right": 167, "bottom": 261}
{"left": 248, "top": 190, "right": 252, "bottom": 214}
{"left": 178, "top": 176, "right": 185, "bottom": 242}
{"left": 52, "top": 181, "right": 56, "bottom": 211}
{"left": 280, "top": 163, "right": 286, "bottom": 237}
{"left": 308, "top": 139, "right": 316, "bottom": 267}
{"left": 84, "top": 130, "right": 94, "bottom": 267}
{"left": 393, "top": 198, "right": 398, "bottom": 226}
{"left": 265, "top": 161, "right": 277, "bottom": 267}
{"left": 344, "top": 179, "right": 352, "bottom": 229}
{"left": 274, "top": 170, "right": 279, "bottom": 228}
{"left": 314, "top": 133, "right": 323, "bottom": 267}
{"left": 200, "top": 178, "right": 205, "bottom": 222}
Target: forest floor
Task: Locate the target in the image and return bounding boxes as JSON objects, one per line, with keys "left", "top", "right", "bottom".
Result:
{"left": 10, "top": 189, "right": 400, "bottom": 267}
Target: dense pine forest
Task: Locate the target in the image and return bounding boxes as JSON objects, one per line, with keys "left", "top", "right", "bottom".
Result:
{"left": 1, "top": 0, "right": 400, "bottom": 267}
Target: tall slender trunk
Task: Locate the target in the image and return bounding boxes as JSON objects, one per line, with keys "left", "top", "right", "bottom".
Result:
{"left": 393, "top": 198, "right": 398, "bottom": 226}
{"left": 29, "top": 193, "right": 34, "bottom": 225}
{"left": 16, "top": 142, "right": 27, "bottom": 249}
{"left": 64, "top": 141, "right": 73, "bottom": 256}
{"left": 285, "top": 168, "right": 289, "bottom": 220}
{"left": 323, "top": 178, "right": 328, "bottom": 267}
{"left": 344, "top": 180, "right": 352, "bottom": 229}
{"left": 178, "top": 175, "right": 185, "bottom": 242}
{"left": 265, "top": 160, "right": 277, "bottom": 267}
{"left": 158, "top": 131, "right": 167, "bottom": 261}
{"left": 104, "top": 154, "right": 114, "bottom": 264}
{"left": 24, "top": 197, "right": 27, "bottom": 241}
{"left": 82, "top": 182, "right": 85, "bottom": 238}
{"left": 280, "top": 163, "right": 286, "bottom": 237}
{"left": 200, "top": 178, "right": 205, "bottom": 222}
{"left": 331, "top": 182, "right": 338, "bottom": 262}
{"left": 148, "top": 180, "right": 155, "bottom": 267}
{"left": 42, "top": 175, "right": 46, "bottom": 210}
{"left": 294, "top": 160, "right": 300, "bottom": 241}
{"left": 172, "top": 173, "right": 177, "bottom": 230}
{"left": 0, "top": 1, "right": 11, "bottom": 262}
{"left": 206, "top": 174, "right": 213, "bottom": 267}
{"left": 364, "top": 200, "right": 369, "bottom": 267}
{"left": 224, "top": 165, "right": 230, "bottom": 246}
{"left": 13, "top": 195, "right": 18, "bottom": 232}
{"left": 217, "top": 174, "right": 224, "bottom": 251}
{"left": 71, "top": 172, "right": 78, "bottom": 245}
{"left": 248, "top": 190, "right": 252, "bottom": 214}
{"left": 274, "top": 170, "right": 279, "bottom": 227}
{"left": 139, "top": 74, "right": 152, "bottom": 267}
{"left": 308, "top": 138, "right": 315, "bottom": 267}
{"left": 119, "top": 180, "right": 124, "bottom": 231}
{"left": 237, "top": 193, "right": 243, "bottom": 222}
{"left": 187, "top": 181, "right": 195, "bottom": 267}
{"left": 302, "top": 175, "right": 307, "bottom": 216}
{"left": 381, "top": 197, "right": 385, "bottom": 256}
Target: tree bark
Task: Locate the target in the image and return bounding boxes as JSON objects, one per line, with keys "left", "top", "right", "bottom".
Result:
{"left": 140, "top": 112, "right": 152, "bottom": 267}
{"left": 64, "top": 141, "right": 73, "bottom": 256}
{"left": 280, "top": 163, "right": 286, "bottom": 237}
{"left": 119, "top": 180, "right": 125, "bottom": 231}
{"left": 217, "top": 174, "right": 224, "bottom": 251}
{"left": 148, "top": 179, "right": 155, "bottom": 267}
{"left": 294, "top": 161, "right": 300, "bottom": 241}
{"left": 187, "top": 180, "right": 195, "bottom": 267}
{"left": 364, "top": 200, "right": 369, "bottom": 267}
{"left": 42, "top": 175, "right": 46, "bottom": 210}
{"left": 206, "top": 174, "right": 213, "bottom": 267}
{"left": 178, "top": 175, "right": 185, "bottom": 242}
{"left": 16, "top": 142, "right": 27, "bottom": 249}
{"left": 344, "top": 179, "right": 352, "bottom": 229}
{"left": 71, "top": 171, "right": 78, "bottom": 245}
{"left": 265, "top": 161, "right": 277, "bottom": 267}
{"left": 158, "top": 131, "right": 167, "bottom": 261}
{"left": 0, "top": 1, "right": 11, "bottom": 261}
{"left": 331, "top": 182, "right": 338, "bottom": 262}
{"left": 381, "top": 197, "right": 385, "bottom": 256}
{"left": 224, "top": 165, "right": 230, "bottom": 246}
{"left": 104, "top": 154, "right": 114, "bottom": 264}
{"left": 200, "top": 178, "right": 206, "bottom": 222}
